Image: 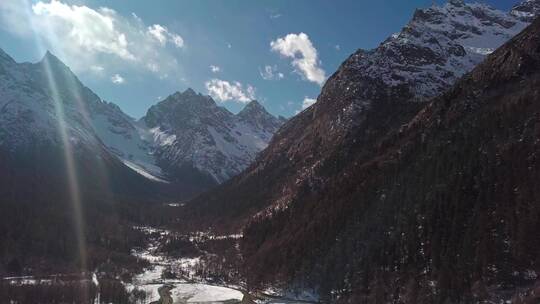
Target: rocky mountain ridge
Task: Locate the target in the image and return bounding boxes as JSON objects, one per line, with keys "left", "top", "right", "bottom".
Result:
{"left": 0, "top": 46, "right": 285, "bottom": 194}
{"left": 142, "top": 90, "right": 285, "bottom": 184}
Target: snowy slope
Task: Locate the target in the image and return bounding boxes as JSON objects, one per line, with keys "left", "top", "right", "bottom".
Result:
{"left": 345, "top": 0, "right": 539, "bottom": 102}
{"left": 511, "top": 0, "right": 540, "bottom": 22}
{"left": 143, "top": 89, "right": 285, "bottom": 184}
{"left": 89, "top": 100, "right": 166, "bottom": 182}
{"left": 0, "top": 48, "right": 284, "bottom": 185}
{"left": 0, "top": 48, "right": 169, "bottom": 183}
{"left": 0, "top": 50, "right": 102, "bottom": 150}
{"left": 0, "top": 48, "right": 172, "bottom": 207}
{"left": 87, "top": 86, "right": 285, "bottom": 185}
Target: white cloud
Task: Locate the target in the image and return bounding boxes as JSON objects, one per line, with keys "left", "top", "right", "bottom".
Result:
{"left": 32, "top": 1, "right": 135, "bottom": 60}
{"left": 270, "top": 13, "right": 282, "bottom": 19}
{"left": 131, "top": 12, "right": 142, "bottom": 22}
{"left": 205, "top": 79, "right": 255, "bottom": 104}
{"left": 259, "top": 65, "right": 284, "bottom": 80}
{"left": 270, "top": 32, "right": 326, "bottom": 86}
{"left": 170, "top": 34, "right": 184, "bottom": 48}
{"left": 147, "top": 24, "right": 167, "bottom": 45}
{"left": 335, "top": 44, "right": 341, "bottom": 51}
{"left": 146, "top": 62, "right": 159, "bottom": 72}
{"left": 302, "top": 97, "right": 316, "bottom": 109}
{"left": 0, "top": 1, "right": 184, "bottom": 77}
{"left": 90, "top": 65, "right": 105, "bottom": 74}
{"left": 210, "top": 65, "right": 221, "bottom": 73}
{"left": 111, "top": 73, "right": 125, "bottom": 84}
{"left": 295, "top": 97, "right": 317, "bottom": 115}
{"left": 147, "top": 24, "right": 184, "bottom": 48}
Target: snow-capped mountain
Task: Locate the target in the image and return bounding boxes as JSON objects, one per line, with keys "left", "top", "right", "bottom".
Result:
{"left": 343, "top": 0, "right": 536, "bottom": 104}
{"left": 89, "top": 95, "right": 166, "bottom": 183}
{"left": 511, "top": 0, "right": 540, "bottom": 21}
{"left": 236, "top": 99, "right": 287, "bottom": 137}
{"left": 0, "top": 48, "right": 167, "bottom": 182}
{"left": 0, "top": 48, "right": 168, "bottom": 204}
{"left": 92, "top": 87, "right": 285, "bottom": 186}
{"left": 0, "top": 47, "right": 284, "bottom": 194}
{"left": 142, "top": 89, "right": 285, "bottom": 184}
{"left": 0, "top": 49, "right": 104, "bottom": 150}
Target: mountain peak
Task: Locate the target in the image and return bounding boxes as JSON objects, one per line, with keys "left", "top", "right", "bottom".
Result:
{"left": 511, "top": 0, "right": 540, "bottom": 22}
{"left": 41, "top": 50, "right": 60, "bottom": 63}
{"left": 141, "top": 89, "right": 283, "bottom": 184}
{"left": 236, "top": 99, "right": 285, "bottom": 134}
{"left": 247, "top": 99, "right": 262, "bottom": 107}
{"left": 243, "top": 100, "right": 265, "bottom": 112}
{"left": 39, "top": 50, "right": 71, "bottom": 73}
{"left": 237, "top": 100, "right": 271, "bottom": 118}
{"left": 342, "top": 0, "right": 536, "bottom": 106}
{"left": 182, "top": 88, "right": 197, "bottom": 96}
{"left": 144, "top": 88, "right": 221, "bottom": 129}
{"left": 164, "top": 88, "right": 215, "bottom": 108}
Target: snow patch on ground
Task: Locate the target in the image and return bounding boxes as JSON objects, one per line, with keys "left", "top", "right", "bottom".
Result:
{"left": 171, "top": 283, "right": 244, "bottom": 303}
{"left": 127, "top": 226, "right": 245, "bottom": 303}
{"left": 122, "top": 160, "right": 169, "bottom": 183}
{"left": 149, "top": 126, "right": 177, "bottom": 147}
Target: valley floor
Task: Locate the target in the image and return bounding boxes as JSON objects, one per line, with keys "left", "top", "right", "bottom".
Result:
{"left": 126, "top": 226, "right": 245, "bottom": 303}
{"left": 126, "top": 225, "right": 319, "bottom": 303}
{"left": 1, "top": 224, "right": 318, "bottom": 304}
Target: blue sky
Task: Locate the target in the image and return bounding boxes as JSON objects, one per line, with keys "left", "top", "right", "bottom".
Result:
{"left": 0, "top": 0, "right": 521, "bottom": 118}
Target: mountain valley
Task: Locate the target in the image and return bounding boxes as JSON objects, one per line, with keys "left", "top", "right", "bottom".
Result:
{"left": 1, "top": 1, "right": 540, "bottom": 303}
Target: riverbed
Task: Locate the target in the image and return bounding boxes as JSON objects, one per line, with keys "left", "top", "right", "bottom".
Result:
{"left": 126, "top": 227, "right": 245, "bottom": 303}
{"left": 127, "top": 226, "right": 318, "bottom": 304}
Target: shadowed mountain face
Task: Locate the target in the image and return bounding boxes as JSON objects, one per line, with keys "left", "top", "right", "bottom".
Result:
{"left": 250, "top": 19, "right": 540, "bottom": 302}
{"left": 183, "top": 5, "right": 540, "bottom": 304}
{"left": 0, "top": 49, "right": 164, "bottom": 275}
{"left": 0, "top": 49, "right": 161, "bottom": 200}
